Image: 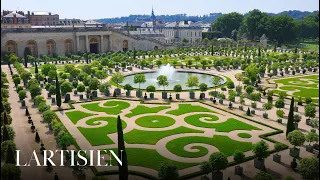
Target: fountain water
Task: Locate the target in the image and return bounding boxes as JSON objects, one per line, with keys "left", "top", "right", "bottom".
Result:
{"left": 156, "top": 64, "right": 176, "bottom": 81}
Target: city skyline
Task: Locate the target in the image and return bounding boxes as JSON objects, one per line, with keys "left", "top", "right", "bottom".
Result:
{"left": 1, "top": 0, "right": 319, "bottom": 20}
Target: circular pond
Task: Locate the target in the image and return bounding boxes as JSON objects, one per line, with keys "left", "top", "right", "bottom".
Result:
{"left": 121, "top": 71, "right": 226, "bottom": 90}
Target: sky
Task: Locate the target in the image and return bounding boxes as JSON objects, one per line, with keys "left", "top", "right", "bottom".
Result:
{"left": 1, "top": 0, "right": 319, "bottom": 20}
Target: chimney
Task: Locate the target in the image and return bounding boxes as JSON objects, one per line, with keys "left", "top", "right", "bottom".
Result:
{"left": 32, "top": 12, "right": 34, "bottom": 15}
{"left": 49, "top": 12, "right": 51, "bottom": 15}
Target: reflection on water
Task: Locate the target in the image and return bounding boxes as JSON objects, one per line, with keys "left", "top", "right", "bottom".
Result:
{"left": 122, "top": 72, "right": 224, "bottom": 90}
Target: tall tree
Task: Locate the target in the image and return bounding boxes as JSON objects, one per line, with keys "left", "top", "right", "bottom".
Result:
{"left": 3, "top": 111, "right": 9, "bottom": 125}
{"left": 239, "top": 9, "right": 268, "bottom": 40}
{"left": 117, "top": 115, "right": 128, "bottom": 180}
{"left": 286, "top": 97, "right": 295, "bottom": 136}
{"left": 24, "top": 47, "right": 31, "bottom": 68}
{"left": 212, "top": 12, "right": 244, "bottom": 37}
{"left": 2, "top": 125, "right": 11, "bottom": 142}
{"left": 56, "top": 75, "right": 61, "bottom": 108}
{"left": 35, "top": 62, "right": 39, "bottom": 74}
{"left": 5, "top": 142, "right": 16, "bottom": 164}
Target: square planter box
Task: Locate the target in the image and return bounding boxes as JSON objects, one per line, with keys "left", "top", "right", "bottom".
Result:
{"left": 176, "top": 94, "right": 180, "bottom": 99}
{"left": 251, "top": 110, "right": 255, "bottom": 115}
{"left": 289, "top": 148, "right": 300, "bottom": 158}
{"left": 263, "top": 113, "right": 268, "bottom": 119}
{"left": 79, "top": 94, "right": 83, "bottom": 100}
{"left": 92, "top": 91, "right": 98, "bottom": 98}
{"left": 115, "top": 88, "right": 121, "bottom": 96}
{"left": 219, "top": 99, "right": 224, "bottom": 104}
{"left": 254, "top": 158, "right": 265, "bottom": 170}
{"left": 239, "top": 105, "right": 243, "bottom": 111}
{"left": 273, "top": 154, "right": 281, "bottom": 163}
{"left": 211, "top": 171, "right": 223, "bottom": 180}
{"left": 74, "top": 90, "right": 77, "bottom": 95}
{"left": 277, "top": 119, "right": 282, "bottom": 123}
{"left": 21, "top": 100, "right": 26, "bottom": 107}
{"left": 306, "top": 145, "right": 313, "bottom": 153}
{"left": 127, "top": 67, "right": 132, "bottom": 71}
{"left": 306, "top": 119, "right": 311, "bottom": 125}
{"left": 149, "top": 93, "right": 154, "bottom": 99}
{"left": 105, "top": 90, "right": 110, "bottom": 96}
{"left": 235, "top": 165, "right": 243, "bottom": 175}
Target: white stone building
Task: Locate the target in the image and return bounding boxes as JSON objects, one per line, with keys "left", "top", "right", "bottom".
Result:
{"left": 162, "top": 20, "right": 202, "bottom": 44}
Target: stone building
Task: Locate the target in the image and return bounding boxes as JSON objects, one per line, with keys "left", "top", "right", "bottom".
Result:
{"left": 1, "top": 11, "right": 31, "bottom": 29}
{"left": 163, "top": 20, "right": 202, "bottom": 44}
{"left": 27, "top": 11, "right": 59, "bottom": 26}
{"left": 1, "top": 27, "right": 173, "bottom": 58}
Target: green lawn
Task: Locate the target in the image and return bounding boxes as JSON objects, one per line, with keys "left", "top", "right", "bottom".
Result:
{"left": 166, "top": 135, "right": 253, "bottom": 158}
{"left": 167, "top": 104, "right": 214, "bottom": 116}
{"left": 184, "top": 115, "right": 260, "bottom": 132}
{"left": 124, "top": 126, "right": 203, "bottom": 145}
{"left": 78, "top": 117, "right": 126, "bottom": 146}
{"left": 238, "top": 133, "right": 252, "bottom": 138}
{"left": 125, "top": 105, "right": 170, "bottom": 118}
{"left": 81, "top": 101, "right": 130, "bottom": 115}
{"left": 65, "top": 111, "right": 96, "bottom": 124}
{"left": 105, "top": 148, "right": 198, "bottom": 170}
{"left": 273, "top": 75, "right": 319, "bottom": 103}
{"left": 135, "top": 115, "right": 175, "bottom": 128}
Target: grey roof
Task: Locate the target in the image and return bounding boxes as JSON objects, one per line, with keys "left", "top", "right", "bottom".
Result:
{"left": 3, "top": 12, "right": 26, "bottom": 18}
{"left": 32, "top": 11, "right": 57, "bottom": 15}
{"left": 164, "top": 21, "right": 201, "bottom": 29}
{"left": 121, "top": 21, "right": 144, "bottom": 27}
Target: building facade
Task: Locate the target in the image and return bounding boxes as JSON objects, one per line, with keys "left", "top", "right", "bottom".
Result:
{"left": 1, "top": 27, "right": 173, "bottom": 58}
{"left": 1, "top": 11, "right": 31, "bottom": 29}
{"left": 27, "top": 11, "right": 59, "bottom": 26}
{"left": 163, "top": 20, "right": 202, "bottom": 44}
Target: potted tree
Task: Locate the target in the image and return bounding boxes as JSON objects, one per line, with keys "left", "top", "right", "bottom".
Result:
{"left": 76, "top": 84, "right": 85, "bottom": 100}
{"left": 173, "top": 84, "right": 182, "bottom": 99}
{"left": 287, "top": 130, "right": 306, "bottom": 158}
{"left": 305, "top": 132, "right": 318, "bottom": 153}
{"left": 209, "top": 152, "right": 228, "bottom": 180}
{"left": 233, "top": 150, "right": 245, "bottom": 175}
{"left": 111, "top": 73, "right": 125, "bottom": 96}
{"left": 186, "top": 76, "right": 199, "bottom": 99}
{"left": 123, "top": 84, "right": 133, "bottom": 97}
{"left": 293, "top": 114, "right": 301, "bottom": 129}
{"left": 157, "top": 75, "right": 169, "bottom": 99}
{"left": 305, "top": 104, "right": 316, "bottom": 125}
{"left": 199, "top": 83, "right": 208, "bottom": 99}
{"left": 252, "top": 140, "right": 269, "bottom": 170}
{"left": 273, "top": 142, "right": 286, "bottom": 163}
{"left": 262, "top": 102, "right": 273, "bottom": 119}
{"left": 133, "top": 74, "right": 146, "bottom": 98}
{"left": 146, "top": 85, "right": 156, "bottom": 99}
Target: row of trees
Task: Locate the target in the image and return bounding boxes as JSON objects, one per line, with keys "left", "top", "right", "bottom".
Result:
{"left": 211, "top": 9, "right": 319, "bottom": 45}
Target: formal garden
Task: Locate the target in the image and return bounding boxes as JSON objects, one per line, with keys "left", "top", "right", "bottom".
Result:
{"left": 1, "top": 43, "right": 319, "bottom": 180}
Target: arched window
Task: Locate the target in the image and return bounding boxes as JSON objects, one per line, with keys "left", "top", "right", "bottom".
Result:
{"left": 5, "top": 40, "right": 17, "bottom": 54}
{"left": 46, "top": 39, "right": 55, "bottom": 56}
{"left": 65, "top": 39, "right": 73, "bottom": 54}
{"left": 27, "top": 40, "right": 38, "bottom": 57}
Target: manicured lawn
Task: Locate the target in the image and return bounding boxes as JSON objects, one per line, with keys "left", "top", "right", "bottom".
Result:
{"left": 184, "top": 115, "right": 260, "bottom": 132}
{"left": 125, "top": 105, "right": 170, "bottom": 118}
{"left": 238, "top": 133, "right": 252, "bottom": 138}
{"left": 166, "top": 135, "right": 253, "bottom": 158}
{"left": 167, "top": 104, "right": 214, "bottom": 116}
{"left": 274, "top": 75, "right": 319, "bottom": 104}
{"left": 65, "top": 111, "right": 96, "bottom": 124}
{"left": 124, "top": 126, "right": 203, "bottom": 145}
{"left": 105, "top": 148, "right": 198, "bottom": 170}
{"left": 275, "top": 75, "right": 319, "bottom": 88}
{"left": 78, "top": 117, "right": 126, "bottom": 146}
{"left": 135, "top": 115, "right": 175, "bottom": 128}
{"left": 81, "top": 100, "right": 130, "bottom": 115}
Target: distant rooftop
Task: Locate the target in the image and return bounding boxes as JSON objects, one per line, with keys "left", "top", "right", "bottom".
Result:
{"left": 31, "top": 11, "right": 58, "bottom": 15}
{"left": 3, "top": 12, "right": 26, "bottom": 18}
